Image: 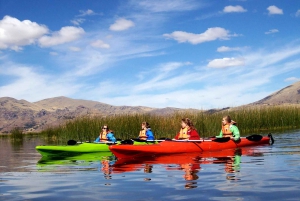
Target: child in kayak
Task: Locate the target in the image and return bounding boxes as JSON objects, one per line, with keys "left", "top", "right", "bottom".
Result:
{"left": 138, "top": 122, "right": 155, "bottom": 141}
{"left": 94, "top": 125, "right": 117, "bottom": 143}
{"left": 174, "top": 118, "right": 200, "bottom": 140}
{"left": 216, "top": 115, "right": 240, "bottom": 141}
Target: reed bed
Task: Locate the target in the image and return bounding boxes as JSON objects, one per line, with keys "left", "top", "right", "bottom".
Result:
{"left": 10, "top": 128, "right": 24, "bottom": 141}
{"left": 40, "top": 106, "right": 300, "bottom": 144}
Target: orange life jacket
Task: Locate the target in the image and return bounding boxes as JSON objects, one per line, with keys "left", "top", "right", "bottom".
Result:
{"left": 100, "top": 131, "right": 108, "bottom": 141}
{"left": 179, "top": 127, "right": 189, "bottom": 139}
{"left": 222, "top": 124, "right": 233, "bottom": 137}
{"left": 139, "top": 129, "right": 147, "bottom": 140}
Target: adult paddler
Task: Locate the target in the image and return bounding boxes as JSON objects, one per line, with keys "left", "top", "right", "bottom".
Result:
{"left": 216, "top": 115, "right": 240, "bottom": 141}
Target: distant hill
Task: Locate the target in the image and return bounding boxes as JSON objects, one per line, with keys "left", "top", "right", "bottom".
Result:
{"left": 253, "top": 81, "right": 300, "bottom": 105}
{"left": 1, "top": 81, "right": 299, "bottom": 134}
{"left": 0, "top": 96, "right": 199, "bottom": 134}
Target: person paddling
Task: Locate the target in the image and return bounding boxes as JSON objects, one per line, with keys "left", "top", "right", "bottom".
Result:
{"left": 174, "top": 118, "right": 200, "bottom": 140}
{"left": 95, "top": 125, "right": 116, "bottom": 143}
{"left": 216, "top": 115, "right": 240, "bottom": 141}
{"left": 138, "top": 122, "right": 155, "bottom": 141}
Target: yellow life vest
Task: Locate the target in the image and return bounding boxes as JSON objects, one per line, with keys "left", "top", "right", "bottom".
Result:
{"left": 179, "top": 127, "right": 189, "bottom": 139}
{"left": 100, "top": 131, "right": 108, "bottom": 141}
{"left": 139, "top": 129, "right": 147, "bottom": 140}
{"left": 222, "top": 124, "right": 233, "bottom": 137}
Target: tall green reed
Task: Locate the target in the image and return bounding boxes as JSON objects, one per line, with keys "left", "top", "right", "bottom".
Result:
{"left": 40, "top": 105, "right": 300, "bottom": 144}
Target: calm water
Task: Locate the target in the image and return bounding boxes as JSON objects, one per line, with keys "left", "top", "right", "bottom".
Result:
{"left": 1, "top": 131, "right": 300, "bottom": 201}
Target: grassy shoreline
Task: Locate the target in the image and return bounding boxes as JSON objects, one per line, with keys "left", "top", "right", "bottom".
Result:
{"left": 35, "top": 105, "right": 300, "bottom": 143}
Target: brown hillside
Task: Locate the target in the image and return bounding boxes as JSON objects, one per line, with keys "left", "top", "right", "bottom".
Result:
{"left": 254, "top": 81, "right": 300, "bottom": 105}
{"left": 0, "top": 96, "right": 200, "bottom": 134}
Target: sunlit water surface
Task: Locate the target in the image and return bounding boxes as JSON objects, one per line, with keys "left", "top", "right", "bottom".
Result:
{"left": 1, "top": 131, "right": 300, "bottom": 201}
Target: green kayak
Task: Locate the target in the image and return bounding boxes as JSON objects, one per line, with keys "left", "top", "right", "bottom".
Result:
{"left": 36, "top": 141, "right": 157, "bottom": 157}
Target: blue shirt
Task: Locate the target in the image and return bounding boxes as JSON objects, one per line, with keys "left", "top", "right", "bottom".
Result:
{"left": 146, "top": 129, "right": 155, "bottom": 140}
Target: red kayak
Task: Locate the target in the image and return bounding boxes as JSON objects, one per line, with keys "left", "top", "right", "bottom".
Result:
{"left": 109, "top": 134, "right": 274, "bottom": 159}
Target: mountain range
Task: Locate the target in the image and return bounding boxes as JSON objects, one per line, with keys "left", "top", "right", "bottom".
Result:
{"left": 1, "top": 81, "right": 300, "bottom": 134}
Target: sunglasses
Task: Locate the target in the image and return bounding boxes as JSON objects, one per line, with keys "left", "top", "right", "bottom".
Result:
{"left": 102, "top": 127, "right": 108, "bottom": 129}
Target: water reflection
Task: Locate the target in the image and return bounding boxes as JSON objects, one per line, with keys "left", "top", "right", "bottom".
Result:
{"left": 112, "top": 147, "right": 261, "bottom": 189}
{"left": 37, "top": 152, "right": 116, "bottom": 176}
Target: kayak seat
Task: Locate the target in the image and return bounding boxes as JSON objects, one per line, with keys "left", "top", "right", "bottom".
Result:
{"left": 67, "top": 140, "right": 77, "bottom": 145}
{"left": 246, "top": 135, "right": 263, "bottom": 141}
{"left": 121, "top": 139, "right": 134, "bottom": 145}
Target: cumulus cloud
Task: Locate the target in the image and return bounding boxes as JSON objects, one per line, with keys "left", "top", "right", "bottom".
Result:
{"left": 109, "top": 18, "right": 135, "bottom": 31}
{"left": 90, "top": 40, "right": 110, "bottom": 49}
{"left": 163, "top": 27, "right": 231, "bottom": 45}
{"left": 265, "top": 29, "right": 279, "bottom": 34}
{"left": 39, "top": 26, "right": 85, "bottom": 47}
{"left": 223, "top": 5, "right": 247, "bottom": 13}
{"left": 217, "top": 46, "right": 247, "bottom": 52}
{"left": 296, "top": 10, "right": 300, "bottom": 17}
{"left": 69, "top": 46, "right": 81, "bottom": 52}
{"left": 0, "top": 15, "right": 48, "bottom": 51}
{"left": 207, "top": 57, "right": 245, "bottom": 68}
{"left": 267, "top": 5, "right": 283, "bottom": 15}
{"left": 284, "top": 77, "right": 300, "bottom": 82}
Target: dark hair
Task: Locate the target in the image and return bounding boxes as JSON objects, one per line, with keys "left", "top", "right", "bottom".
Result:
{"left": 223, "top": 116, "right": 232, "bottom": 123}
{"left": 102, "top": 124, "right": 109, "bottom": 130}
{"left": 181, "top": 118, "right": 196, "bottom": 130}
{"left": 142, "top": 121, "right": 151, "bottom": 128}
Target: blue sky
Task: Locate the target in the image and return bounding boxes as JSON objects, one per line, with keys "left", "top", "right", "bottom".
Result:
{"left": 0, "top": 0, "right": 300, "bottom": 109}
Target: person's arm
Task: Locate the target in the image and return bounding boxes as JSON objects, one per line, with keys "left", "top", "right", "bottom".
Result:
{"left": 146, "top": 130, "right": 154, "bottom": 140}
{"left": 107, "top": 132, "right": 116, "bottom": 142}
{"left": 216, "top": 130, "right": 223, "bottom": 138}
{"left": 231, "top": 126, "right": 240, "bottom": 140}
{"left": 189, "top": 130, "right": 200, "bottom": 140}
{"left": 174, "top": 132, "right": 180, "bottom": 140}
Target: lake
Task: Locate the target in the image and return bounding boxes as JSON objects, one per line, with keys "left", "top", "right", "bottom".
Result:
{"left": 1, "top": 131, "right": 300, "bottom": 201}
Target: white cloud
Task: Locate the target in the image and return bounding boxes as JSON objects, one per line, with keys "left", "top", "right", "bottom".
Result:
{"left": 0, "top": 15, "right": 48, "bottom": 51}
{"left": 0, "top": 64, "right": 81, "bottom": 101}
{"left": 223, "top": 5, "right": 247, "bottom": 13}
{"left": 70, "top": 18, "right": 85, "bottom": 25}
{"left": 69, "top": 46, "right": 81, "bottom": 52}
{"left": 265, "top": 29, "right": 279, "bottom": 34}
{"left": 163, "top": 27, "right": 231, "bottom": 45}
{"left": 109, "top": 18, "right": 135, "bottom": 31}
{"left": 296, "top": 9, "right": 300, "bottom": 17}
{"left": 90, "top": 40, "right": 110, "bottom": 49}
{"left": 131, "top": 0, "right": 201, "bottom": 12}
{"left": 284, "top": 77, "right": 300, "bottom": 82}
{"left": 267, "top": 5, "right": 283, "bottom": 15}
{"left": 207, "top": 57, "right": 245, "bottom": 68}
{"left": 49, "top": 52, "right": 58, "bottom": 56}
{"left": 217, "top": 46, "right": 247, "bottom": 52}
{"left": 78, "top": 9, "right": 95, "bottom": 16}
{"left": 39, "top": 26, "right": 85, "bottom": 47}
